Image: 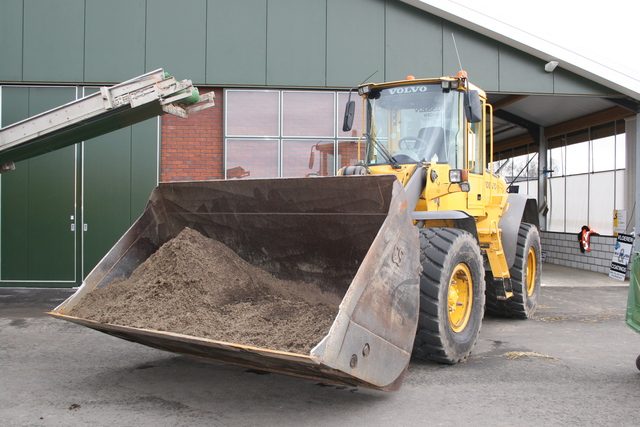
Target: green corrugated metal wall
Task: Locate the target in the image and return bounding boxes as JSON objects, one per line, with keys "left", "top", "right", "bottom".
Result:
{"left": 1, "top": 87, "right": 78, "bottom": 283}
{"left": 0, "top": 0, "right": 617, "bottom": 95}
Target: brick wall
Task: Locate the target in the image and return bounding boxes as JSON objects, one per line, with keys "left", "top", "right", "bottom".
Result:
{"left": 541, "top": 230, "right": 618, "bottom": 275}
{"left": 160, "top": 88, "right": 223, "bottom": 182}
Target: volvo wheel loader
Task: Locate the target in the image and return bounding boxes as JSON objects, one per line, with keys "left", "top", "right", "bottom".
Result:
{"left": 340, "top": 72, "right": 541, "bottom": 364}
{"left": 0, "top": 70, "right": 540, "bottom": 392}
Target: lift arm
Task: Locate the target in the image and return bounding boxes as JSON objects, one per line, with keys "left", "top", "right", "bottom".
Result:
{"left": 0, "top": 69, "right": 215, "bottom": 171}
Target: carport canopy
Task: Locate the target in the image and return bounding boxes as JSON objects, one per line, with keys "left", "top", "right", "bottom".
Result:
{"left": 402, "top": 0, "right": 640, "bottom": 239}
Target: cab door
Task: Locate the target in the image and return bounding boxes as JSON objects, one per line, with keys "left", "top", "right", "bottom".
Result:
{"left": 466, "top": 121, "right": 486, "bottom": 214}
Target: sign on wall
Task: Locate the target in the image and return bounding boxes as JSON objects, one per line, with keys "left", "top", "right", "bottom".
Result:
{"left": 609, "top": 233, "right": 635, "bottom": 281}
{"left": 613, "top": 209, "right": 627, "bottom": 236}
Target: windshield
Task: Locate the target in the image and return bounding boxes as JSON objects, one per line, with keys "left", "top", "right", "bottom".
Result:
{"left": 365, "top": 83, "right": 464, "bottom": 166}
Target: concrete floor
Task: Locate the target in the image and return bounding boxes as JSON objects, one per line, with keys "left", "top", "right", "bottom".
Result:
{"left": 1, "top": 264, "right": 639, "bottom": 426}
{"left": 540, "top": 262, "right": 627, "bottom": 287}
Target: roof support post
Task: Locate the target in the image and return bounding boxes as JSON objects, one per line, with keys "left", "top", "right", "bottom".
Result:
{"left": 537, "top": 125, "right": 548, "bottom": 230}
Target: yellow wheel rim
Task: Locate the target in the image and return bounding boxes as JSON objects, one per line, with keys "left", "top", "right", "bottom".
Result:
{"left": 526, "top": 247, "right": 537, "bottom": 296}
{"left": 448, "top": 263, "right": 472, "bottom": 333}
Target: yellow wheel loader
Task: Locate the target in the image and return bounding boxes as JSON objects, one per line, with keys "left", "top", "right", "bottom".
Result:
{"left": 0, "top": 70, "right": 540, "bottom": 392}
{"left": 340, "top": 72, "right": 541, "bottom": 364}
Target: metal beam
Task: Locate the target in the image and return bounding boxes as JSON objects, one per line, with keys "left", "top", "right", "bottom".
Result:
{"left": 493, "top": 109, "right": 541, "bottom": 141}
{"left": 605, "top": 97, "right": 640, "bottom": 114}
{"left": 491, "top": 95, "right": 529, "bottom": 111}
{"left": 495, "top": 106, "right": 635, "bottom": 154}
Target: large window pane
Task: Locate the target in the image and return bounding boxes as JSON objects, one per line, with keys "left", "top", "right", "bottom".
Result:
{"left": 548, "top": 176, "right": 565, "bottom": 232}
{"left": 503, "top": 153, "right": 537, "bottom": 180}
{"left": 616, "top": 132, "right": 626, "bottom": 169}
{"left": 565, "top": 141, "right": 589, "bottom": 175}
{"left": 592, "top": 135, "right": 615, "bottom": 172}
{"left": 283, "top": 139, "right": 334, "bottom": 177}
{"left": 282, "top": 92, "right": 335, "bottom": 137}
{"left": 565, "top": 175, "right": 588, "bottom": 232}
{"left": 525, "top": 179, "right": 538, "bottom": 200}
{"left": 615, "top": 169, "right": 625, "bottom": 210}
{"left": 226, "top": 139, "right": 279, "bottom": 179}
{"left": 226, "top": 91, "right": 279, "bottom": 137}
{"left": 548, "top": 140, "right": 565, "bottom": 177}
{"left": 589, "top": 172, "right": 614, "bottom": 235}
{"left": 337, "top": 139, "right": 366, "bottom": 170}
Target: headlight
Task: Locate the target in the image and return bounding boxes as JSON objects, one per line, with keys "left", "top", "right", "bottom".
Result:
{"left": 449, "top": 169, "right": 468, "bottom": 183}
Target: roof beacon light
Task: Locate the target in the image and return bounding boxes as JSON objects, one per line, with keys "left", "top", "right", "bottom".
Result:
{"left": 358, "top": 85, "right": 371, "bottom": 96}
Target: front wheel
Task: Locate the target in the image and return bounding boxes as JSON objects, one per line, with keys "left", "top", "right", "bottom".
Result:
{"left": 413, "top": 228, "right": 485, "bottom": 364}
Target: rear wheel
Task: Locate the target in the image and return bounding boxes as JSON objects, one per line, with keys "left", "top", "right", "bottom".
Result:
{"left": 413, "top": 228, "right": 485, "bottom": 363}
{"left": 486, "top": 223, "right": 541, "bottom": 318}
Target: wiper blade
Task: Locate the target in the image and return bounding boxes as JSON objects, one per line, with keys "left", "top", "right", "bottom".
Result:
{"left": 365, "top": 133, "right": 401, "bottom": 169}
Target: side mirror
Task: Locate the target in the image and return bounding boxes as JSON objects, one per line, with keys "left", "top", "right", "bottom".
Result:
{"left": 342, "top": 100, "right": 355, "bottom": 132}
{"left": 463, "top": 90, "right": 482, "bottom": 123}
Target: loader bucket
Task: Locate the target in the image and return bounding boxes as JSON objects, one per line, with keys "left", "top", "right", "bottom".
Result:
{"left": 48, "top": 175, "right": 420, "bottom": 391}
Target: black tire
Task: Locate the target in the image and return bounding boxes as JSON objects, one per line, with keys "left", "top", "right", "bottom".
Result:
{"left": 486, "top": 223, "right": 541, "bottom": 319}
{"left": 413, "top": 228, "right": 485, "bottom": 364}
{"left": 636, "top": 354, "right": 640, "bottom": 371}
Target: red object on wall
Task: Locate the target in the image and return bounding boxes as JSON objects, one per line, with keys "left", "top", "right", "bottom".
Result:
{"left": 160, "top": 88, "right": 224, "bottom": 182}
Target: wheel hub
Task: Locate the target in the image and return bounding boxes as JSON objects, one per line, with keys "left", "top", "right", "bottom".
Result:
{"left": 526, "top": 247, "right": 537, "bottom": 296}
{"left": 448, "top": 264, "right": 472, "bottom": 333}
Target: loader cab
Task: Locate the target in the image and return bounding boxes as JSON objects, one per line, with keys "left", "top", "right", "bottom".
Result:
{"left": 353, "top": 77, "right": 485, "bottom": 175}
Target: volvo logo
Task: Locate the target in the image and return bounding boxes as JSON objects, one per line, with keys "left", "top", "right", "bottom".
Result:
{"left": 388, "top": 86, "right": 429, "bottom": 94}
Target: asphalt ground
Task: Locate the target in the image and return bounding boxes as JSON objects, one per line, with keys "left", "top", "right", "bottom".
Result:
{"left": 1, "top": 264, "right": 639, "bottom": 426}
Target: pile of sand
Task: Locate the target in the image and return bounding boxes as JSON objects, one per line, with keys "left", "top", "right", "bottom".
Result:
{"left": 68, "top": 227, "right": 341, "bottom": 354}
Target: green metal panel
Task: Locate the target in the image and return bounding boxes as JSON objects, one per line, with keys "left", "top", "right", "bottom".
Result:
{"left": 266, "top": 0, "right": 326, "bottom": 87}
{"left": 385, "top": 0, "right": 443, "bottom": 82}
{"left": 0, "top": 87, "right": 29, "bottom": 279}
{"left": 27, "top": 146, "right": 76, "bottom": 281}
{"left": 130, "top": 119, "right": 159, "bottom": 222}
{"left": 84, "top": 0, "right": 146, "bottom": 83}
{"left": 0, "top": 86, "right": 29, "bottom": 127}
{"left": 499, "top": 45, "right": 553, "bottom": 93}
{"left": 82, "top": 120, "right": 158, "bottom": 277}
{"left": 1, "top": 87, "right": 77, "bottom": 283}
{"left": 0, "top": 0, "right": 23, "bottom": 82}
{"left": 442, "top": 22, "right": 499, "bottom": 91}
{"left": 22, "top": 0, "right": 85, "bottom": 82}
{"left": 82, "top": 127, "right": 132, "bottom": 277}
{"left": 0, "top": 157, "right": 29, "bottom": 280}
{"left": 146, "top": 0, "right": 207, "bottom": 85}
{"left": 80, "top": 87, "right": 158, "bottom": 276}
{"left": 553, "top": 68, "right": 614, "bottom": 96}
{"left": 207, "top": 0, "right": 268, "bottom": 86}
{"left": 326, "top": 0, "right": 385, "bottom": 88}
{"left": 25, "top": 87, "right": 77, "bottom": 281}
{"left": 1, "top": 87, "right": 77, "bottom": 282}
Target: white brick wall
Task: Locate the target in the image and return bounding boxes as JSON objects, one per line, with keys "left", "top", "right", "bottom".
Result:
{"left": 541, "top": 231, "right": 617, "bottom": 275}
